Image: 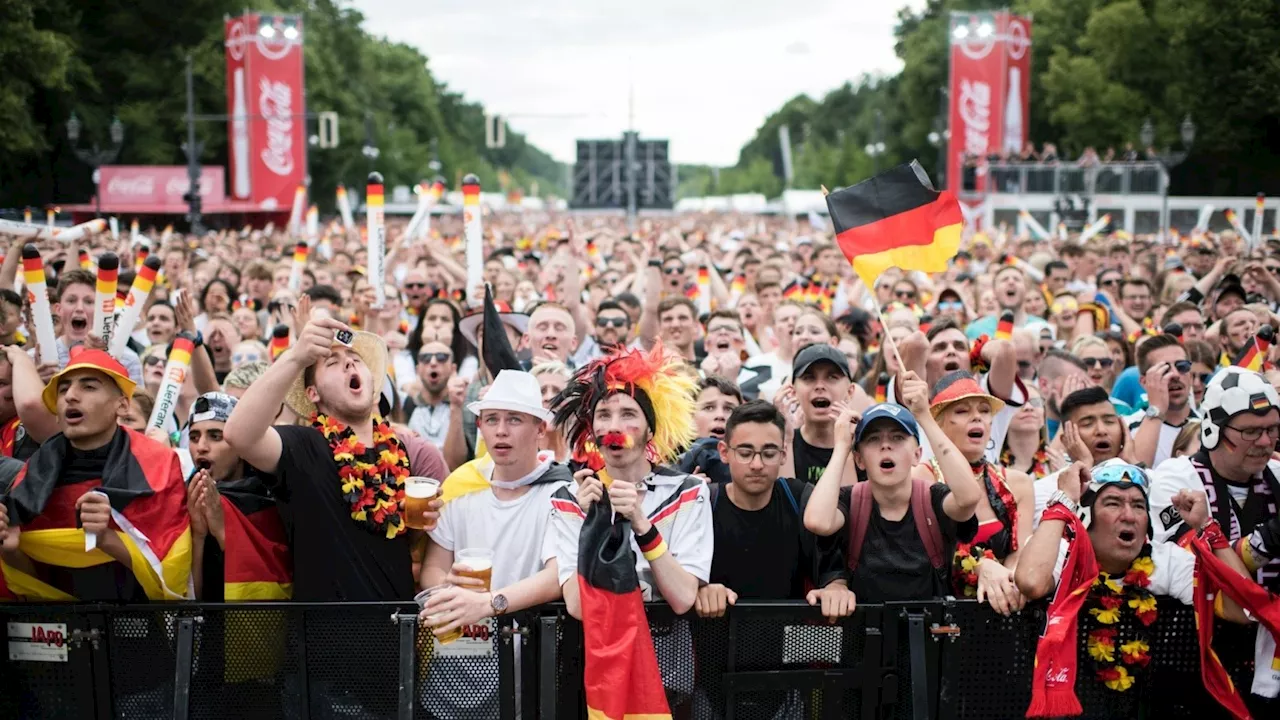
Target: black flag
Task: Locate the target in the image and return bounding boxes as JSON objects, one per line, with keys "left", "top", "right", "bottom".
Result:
{"left": 482, "top": 284, "right": 522, "bottom": 377}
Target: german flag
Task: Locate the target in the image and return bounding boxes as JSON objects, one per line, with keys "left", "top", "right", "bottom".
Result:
{"left": 1233, "top": 324, "right": 1274, "bottom": 373}
{"left": 0, "top": 427, "right": 190, "bottom": 601}
{"left": 219, "top": 474, "right": 291, "bottom": 600}
{"left": 782, "top": 279, "right": 806, "bottom": 300}
{"left": 577, "top": 494, "right": 671, "bottom": 720}
{"left": 826, "top": 160, "right": 962, "bottom": 289}
{"left": 730, "top": 275, "right": 747, "bottom": 296}
{"left": 875, "top": 373, "right": 888, "bottom": 403}
{"left": 78, "top": 249, "right": 91, "bottom": 270}
{"left": 996, "top": 310, "right": 1015, "bottom": 341}
{"left": 268, "top": 324, "right": 291, "bottom": 361}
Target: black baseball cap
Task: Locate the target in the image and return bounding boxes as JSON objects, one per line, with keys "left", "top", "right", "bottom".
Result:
{"left": 792, "top": 343, "right": 851, "bottom": 380}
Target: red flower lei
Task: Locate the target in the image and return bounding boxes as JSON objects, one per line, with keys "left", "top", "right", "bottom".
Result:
{"left": 1083, "top": 544, "right": 1157, "bottom": 692}
{"left": 999, "top": 442, "right": 1051, "bottom": 479}
{"left": 312, "top": 413, "right": 410, "bottom": 539}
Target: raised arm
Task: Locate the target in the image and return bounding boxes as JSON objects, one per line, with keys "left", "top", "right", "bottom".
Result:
{"left": 224, "top": 314, "right": 346, "bottom": 473}
{"left": 5, "top": 345, "right": 59, "bottom": 443}
{"left": 0, "top": 237, "right": 20, "bottom": 290}
{"left": 803, "top": 402, "right": 857, "bottom": 537}
{"left": 636, "top": 249, "right": 662, "bottom": 349}
{"left": 981, "top": 337, "right": 1017, "bottom": 402}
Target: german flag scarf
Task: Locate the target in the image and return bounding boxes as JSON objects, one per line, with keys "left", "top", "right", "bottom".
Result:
{"left": 219, "top": 473, "right": 291, "bottom": 600}
{"left": 1027, "top": 503, "right": 1099, "bottom": 718}
{"left": 577, "top": 493, "right": 671, "bottom": 720}
{"left": 0, "top": 427, "right": 191, "bottom": 601}
{"left": 1181, "top": 532, "right": 1280, "bottom": 718}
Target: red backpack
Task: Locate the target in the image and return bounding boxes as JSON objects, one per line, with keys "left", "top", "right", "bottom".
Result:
{"left": 845, "top": 478, "right": 946, "bottom": 572}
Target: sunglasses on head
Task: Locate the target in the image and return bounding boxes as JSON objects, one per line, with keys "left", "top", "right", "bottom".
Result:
{"left": 1082, "top": 357, "right": 1114, "bottom": 369}
{"left": 596, "top": 316, "right": 628, "bottom": 328}
{"left": 418, "top": 352, "right": 452, "bottom": 363}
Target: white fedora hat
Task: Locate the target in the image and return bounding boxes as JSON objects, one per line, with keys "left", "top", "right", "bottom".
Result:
{"left": 467, "top": 370, "right": 553, "bottom": 423}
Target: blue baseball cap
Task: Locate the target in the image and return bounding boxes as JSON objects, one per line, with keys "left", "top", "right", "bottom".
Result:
{"left": 854, "top": 403, "right": 920, "bottom": 446}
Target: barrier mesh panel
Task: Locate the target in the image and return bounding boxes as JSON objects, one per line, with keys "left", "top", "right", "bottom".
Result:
{"left": 187, "top": 607, "right": 301, "bottom": 720}
{"left": 107, "top": 609, "right": 178, "bottom": 719}
{"left": 0, "top": 607, "right": 89, "bottom": 720}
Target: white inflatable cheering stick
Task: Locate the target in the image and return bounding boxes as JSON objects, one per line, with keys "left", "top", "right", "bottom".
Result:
{"left": 366, "top": 172, "right": 386, "bottom": 308}
{"left": 20, "top": 245, "right": 59, "bottom": 366}
{"left": 93, "top": 253, "right": 120, "bottom": 351}
{"left": 110, "top": 256, "right": 161, "bottom": 359}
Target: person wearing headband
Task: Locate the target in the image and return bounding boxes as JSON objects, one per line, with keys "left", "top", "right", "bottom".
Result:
{"left": 418, "top": 369, "right": 571, "bottom": 718}
{"left": 1016, "top": 461, "right": 1252, "bottom": 712}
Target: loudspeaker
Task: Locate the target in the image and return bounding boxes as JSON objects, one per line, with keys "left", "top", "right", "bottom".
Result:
{"left": 571, "top": 134, "right": 672, "bottom": 210}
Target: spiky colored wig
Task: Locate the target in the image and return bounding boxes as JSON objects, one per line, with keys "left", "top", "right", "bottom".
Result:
{"left": 551, "top": 342, "right": 697, "bottom": 466}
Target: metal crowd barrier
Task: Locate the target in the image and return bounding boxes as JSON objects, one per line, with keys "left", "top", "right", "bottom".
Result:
{"left": 0, "top": 599, "right": 1262, "bottom": 720}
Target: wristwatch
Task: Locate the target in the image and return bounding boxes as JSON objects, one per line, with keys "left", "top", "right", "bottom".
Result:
{"left": 1046, "top": 490, "right": 1080, "bottom": 515}
{"left": 490, "top": 592, "right": 508, "bottom": 616}
{"left": 1144, "top": 405, "right": 1162, "bottom": 421}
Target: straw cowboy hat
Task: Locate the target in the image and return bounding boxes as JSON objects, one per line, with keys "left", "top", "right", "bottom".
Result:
{"left": 284, "top": 330, "right": 389, "bottom": 418}
{"left": 458, "top": 301, "right": 528, "bottom": 349}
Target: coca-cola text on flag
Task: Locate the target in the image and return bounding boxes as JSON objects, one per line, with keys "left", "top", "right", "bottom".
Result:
{"left": 224, "top": 13, "right": 306, "bottom": 211}
{"left": 98, "top": 167, "right": 226, "bottom": 209}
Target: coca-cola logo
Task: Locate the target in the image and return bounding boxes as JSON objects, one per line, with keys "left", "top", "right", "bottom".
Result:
{"left": 954, "top": 17, "right": 997, "bottom": 60}
{"left": 226, "top": 20, "right": 246, "bottom": 62}
{"left": 1045, "top": 667, "right": 1070, "bottom": 685}
{"left": 958, "top": 79, "right": 991, "bottom": 157}
{"left": 107, "top": 176, "right": 156, "bottom": 197}
{"left": 259, "top": 78, "right": 295, "bottom": 177}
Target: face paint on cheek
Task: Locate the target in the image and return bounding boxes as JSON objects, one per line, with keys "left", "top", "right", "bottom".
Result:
{"left": 1223, "top": 436, "right": 1238, "bottom": 452}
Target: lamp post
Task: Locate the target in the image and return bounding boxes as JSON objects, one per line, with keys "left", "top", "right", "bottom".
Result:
{"left": 864, "top": 109, "right": 886, "bottom": 175}
{"left": 1141, "top": 115, "right": 1195, "bottom": 241}
{"left": 361, "top": 111, "right": 380, "bottom": 171}
{"left": 66, "top": 112, "right": 125, "bottom": 218}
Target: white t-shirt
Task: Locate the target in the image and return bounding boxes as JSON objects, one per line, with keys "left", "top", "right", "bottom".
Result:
{"left": 1051, "top": 539, "right": 1195, "bottom": 606}
{"left": 546, "top": 468, "right": 713, "bottom": 597}
{"left": 1124, "top": 410, "right": 1195, "bottom": 470}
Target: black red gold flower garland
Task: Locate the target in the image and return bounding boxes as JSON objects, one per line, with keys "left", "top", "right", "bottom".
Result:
{"left": 1000, "top": 443, "right": 1052, "bottom": 479}
{"left": 1083, "top": 544, "right": 1157, "bottom": 692}
{"left": 312, "top": 413, "right": 410, "bottom": 539}
{"left": 952, "top": 542, "right": 996, "bottom": 598}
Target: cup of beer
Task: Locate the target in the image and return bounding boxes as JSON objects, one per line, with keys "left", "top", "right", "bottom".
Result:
{"left": 403, "top": 477, "right": 440, "bottom": 530}
{"left": 415, "top": 583, "right": 462, "bottom": 644}
{"left": 455, "top": 548, "right": 493, "bottom": 592}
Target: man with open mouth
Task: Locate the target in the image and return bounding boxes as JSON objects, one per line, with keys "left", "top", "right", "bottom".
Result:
{"left": 1126, "top": 333, "right": 1198, "bottom": 468}
{"left": 1017, "top": 461, "right": 1254, "bottom": 714}
{"left": 962, "top": 265, "right": 1051, "bottom": 342}
{"left": 53, "top": 269, "right": 144, "bottom": 383}
{"left": 1034, "top": 386, "right": 1130, "bottom": 526}
{"left": 1149, "top": 367, "right": 1280, "bottom": 710}
{"left": 781, "top": 343, "right": 861, "bottom": 486}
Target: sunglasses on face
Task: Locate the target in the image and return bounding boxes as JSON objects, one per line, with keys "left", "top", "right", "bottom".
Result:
{"left": 1083, "top": 357, "right": 1114, "bottom": 369}
{"left": 404, "top": 282, "right": 428, "bottom": 290}
{"left": 596, "top": 317, "right": 628, "bottom": 328}
{"left": 231, "top": 353, "right": 263, "bottom": 366}
{"left": 938, "top": 301, "right": 964, "bottom": 311}
{"left": 1173, "top": 360, "right": 1192, "bottom": 374}
{"left": 1026, "top": 397, "right": 1046, "bottom": 408}
{"left": 1267, "top": 266, "right": 1280, "bottom": 276}
{"left": 1099, "top": 278, "right": 1119, "bottom": 288}
{"left": 895, "top": 290, "right": 917, "bottom": 300}
{"left": 707, "top": 324, "right": 739, "bottom": 335}
{"left": 145, "top": 356, "right": 166, "bottom": 368}
{"left": 1197, "top": 372, "right": 1213, "bottom": 386}
{"left": 663, "top": 266, "right": 685, "bottom": 275}
{"left": 418, "top": 352, "right": 452, "bottom": 363}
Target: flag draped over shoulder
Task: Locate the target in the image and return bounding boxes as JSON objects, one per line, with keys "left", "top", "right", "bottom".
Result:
{"left": 825, "top": 160, "right": 963, "bottom": 290}
{"left": 0, "top": 428, "right": 191, "bottom": 601}
{"left": 577, "top": 494, "right": 671, "bottom": 720}
{"left": 219, "top": 475, "right": 291, "bottom": 601}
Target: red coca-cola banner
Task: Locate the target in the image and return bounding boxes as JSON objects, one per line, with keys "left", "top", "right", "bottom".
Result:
{"left": 225, "top": 13, "right": 306, "bottom": 210}
{"left": 946, "top": 11, "right": 1032, "bottom": 193}
{"left": 97, "top": 166, "right": 226, "bottom": 208}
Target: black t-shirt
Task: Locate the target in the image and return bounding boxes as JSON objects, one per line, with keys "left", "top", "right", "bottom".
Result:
{"left": 710, "top": 479, "right": 816, "bottom": 599}
{"left": 201, "top": 534, "right": 225, "bottom": 602}
{"left": 838, "top": 483, "right": 977, "bottom": 604}
{"left": 792, "top": 429, "right": 833, "bottom": 485}
{"left": 269, "top": 425, "right": 413, "bottom": 602}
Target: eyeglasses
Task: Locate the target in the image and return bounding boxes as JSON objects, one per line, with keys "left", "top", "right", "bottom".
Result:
{"left": 596, "top": 317, "right": 628, "bottom": 328}
{"left": 1173, "top": 360, "right": 1192, "bottom": 374}
{"left": 1082, "top": 357, "right": 1114, "bottom": 370}
{"left": 1225, "top": 424, "right": 1280, "bottom": 442}
{"left": 418, "top": 352, "right": 452, "bottom": 363}
{"left": 729, "top": 445, "right": 783, "bottom": 463}
{"left": 145, "top": 356, "right": 166, "bottom": 368}
{"left": 663, "top": 266, "right": 685, "bottom": 275}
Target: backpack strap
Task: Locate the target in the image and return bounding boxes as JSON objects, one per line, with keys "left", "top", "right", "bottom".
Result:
{"left": 911, "top": 477, "right": 946, "bottom": 569}
{"left": 846, "top": 482, "right": 875, "bottom": 572}
{"left": 776, "top": 478, "right": 801, "bottom": 516}
{"left": 709, "top": 481, "right": 720, "bottom": 509}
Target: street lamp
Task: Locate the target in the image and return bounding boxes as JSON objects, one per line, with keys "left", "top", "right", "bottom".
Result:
{"left": 66, "top": 112, "right": 125, "bottom": 218}
{"left": 1141, "top": 114, "right": 1195, "bottom": 240}
{"left": 361, "top": 111, "right": 380, "bottom": 170}
{"left": 865, "top": 109, "right": 886, "bottom": 174}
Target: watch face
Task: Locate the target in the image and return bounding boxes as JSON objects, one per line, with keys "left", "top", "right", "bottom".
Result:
{"left": 492, "top": 594, "right": 508, "bottom": 613}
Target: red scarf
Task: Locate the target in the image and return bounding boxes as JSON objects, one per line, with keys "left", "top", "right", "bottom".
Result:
{"left": 1027, "top": 503, "right": 1099, "bottom": 718}
{"left": 1182, "top": 532, "right": 1280, "bottom": 719}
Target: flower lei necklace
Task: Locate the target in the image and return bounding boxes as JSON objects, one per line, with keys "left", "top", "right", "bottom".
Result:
{"left": 999, "top": 442, "right": 1051, "bottom": 479}
{"left": 312, "top": 413, "right": 410, "bottom": 539}
{"left": 950, "top": 461, "right": 1018, "bottom": 597}
{"left": 1083, "top": 544, "right": 1157, "bottom": 692}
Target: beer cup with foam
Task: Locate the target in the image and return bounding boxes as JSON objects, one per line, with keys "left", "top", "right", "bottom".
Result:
{"left": 403, "top": 476, "right": 440, "bottom": 530}
{"left": 415, "top": 584, "right": 462, "bottom": 644}
{"left": 455, "top": 548, "right": 493, "bottom": 592}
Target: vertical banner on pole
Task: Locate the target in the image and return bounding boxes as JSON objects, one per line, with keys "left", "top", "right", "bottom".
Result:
{"left": 946, "top": 11, "right": 1032, "bottom": 193}
{"left": 462, "top": 174, "right": 484, "bottom": 305}
{"left": 21, "top": 245, "right": 59, "bottom": 367}
{"left": 366, "top": 172, "right": 386, "bottom": 308}
{"left": 94, "top": 253, "right": 120, "bottom": 351}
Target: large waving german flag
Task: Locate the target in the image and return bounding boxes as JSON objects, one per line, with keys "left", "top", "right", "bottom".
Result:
{"left": 578, "top": 494, "right": 671, "bottom": 720}
{"left": 0, "top": 427, "right": 191, "bottom": 601}
{"left": 826, "top": 160, "right": 963, "bottom": 290}
{"left": 219, "top": 475, "right": 291, "bottom": 600}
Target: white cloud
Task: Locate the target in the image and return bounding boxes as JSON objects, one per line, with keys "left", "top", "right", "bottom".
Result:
{"left": 354, "top": 0, "right": 922, "bottom": 166}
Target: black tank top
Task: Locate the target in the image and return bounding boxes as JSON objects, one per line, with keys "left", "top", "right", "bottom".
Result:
{"left": 792, "top": 429, "right": 833, "bottom": 485}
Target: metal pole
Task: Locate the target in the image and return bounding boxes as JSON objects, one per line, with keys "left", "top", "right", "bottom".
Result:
{"left": 184, "top": 54, "right": 205, "bottom": 234}
{"left": 1161, "top": 165, "right": 1170, "bottom": 243}
{"left": 625, "top": 131, "right": 637, "bottom": 231}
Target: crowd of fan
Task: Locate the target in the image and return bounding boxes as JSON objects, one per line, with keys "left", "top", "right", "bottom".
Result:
{"left": 0, "top": 212, "right": 1279, "bottom": 715}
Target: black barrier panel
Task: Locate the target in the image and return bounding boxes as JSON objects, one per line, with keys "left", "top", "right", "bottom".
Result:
{"left": 0, "top": 605, "right": 100, "bottom": 720}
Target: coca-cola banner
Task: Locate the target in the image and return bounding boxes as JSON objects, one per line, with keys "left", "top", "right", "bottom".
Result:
{"left": 97, "top": 166, "right": 226, "bottom": 208}
{"left": 224, "top": 13, "right": 306, "bottom": 210}
{"left": 946, "top": 11, "right": 1032, "bottom": 193}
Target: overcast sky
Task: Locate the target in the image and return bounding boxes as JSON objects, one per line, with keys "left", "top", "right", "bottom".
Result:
{"left": 354, "top": 0, "right": 921, "bottom": 167}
